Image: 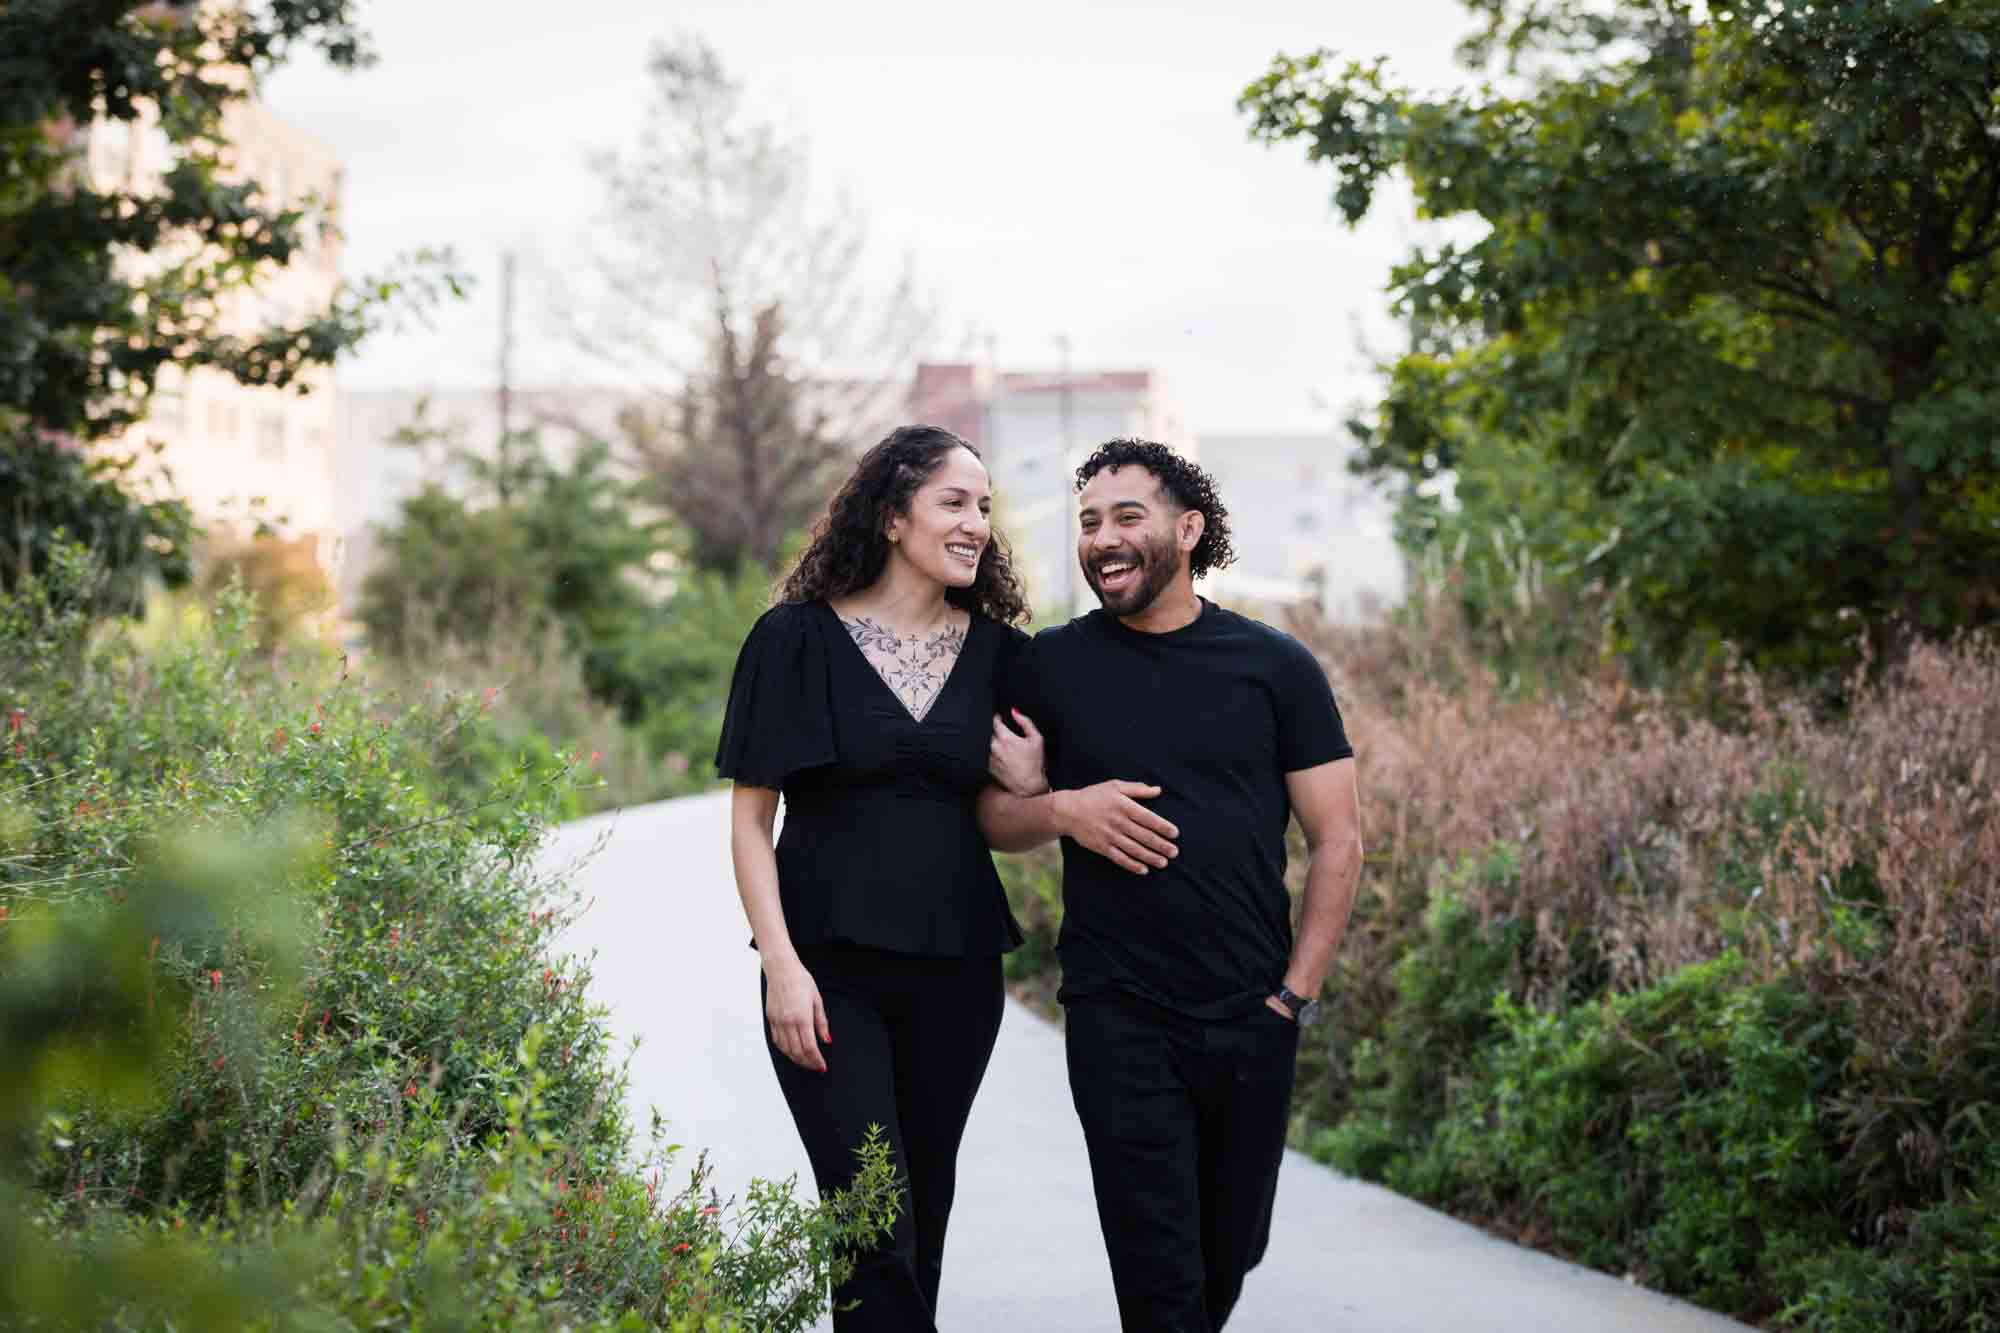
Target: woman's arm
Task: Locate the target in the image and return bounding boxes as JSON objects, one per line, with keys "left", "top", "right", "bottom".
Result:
{"left": 730, "top": 784, "right": 829, "bottom": 1073}
{"left": 988, "top": 708, "right": 1050, "bottom": 796}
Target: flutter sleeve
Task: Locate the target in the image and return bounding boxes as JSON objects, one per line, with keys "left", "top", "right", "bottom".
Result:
{"left": 713, "top": 602, "right": 837, "bottom": 788}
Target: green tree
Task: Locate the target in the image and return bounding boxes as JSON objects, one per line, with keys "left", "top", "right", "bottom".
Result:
{"left": 1, "top": 1, "right": 456, "bottom": 612}
{"left": 358, "top": 423, "right": 664, "bottom": 719}
{"left": 1242, "top": 0, "right": 2000, "bottom": 676}
{"left": 0, "top": 438, "right": 195, "bottom": 616}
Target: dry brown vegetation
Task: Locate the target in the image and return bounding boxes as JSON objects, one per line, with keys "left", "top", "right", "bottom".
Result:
{"left": 1286, "top": 594, "right": 2000, "bottom": 1141}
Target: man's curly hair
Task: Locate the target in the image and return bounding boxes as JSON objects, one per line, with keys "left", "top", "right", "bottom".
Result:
{"left": 778, "top": 425, "right": 1031, "bottom": 625}
{"left": 1074, "top": 438, "right": 1236, "bottom": 580}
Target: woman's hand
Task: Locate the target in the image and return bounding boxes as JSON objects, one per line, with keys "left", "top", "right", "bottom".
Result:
{"left": 989, "top": 708, "right": 1050, "bottom": 796}
{"left": 764, "top": 956, "right": 831, "bottom": 1073}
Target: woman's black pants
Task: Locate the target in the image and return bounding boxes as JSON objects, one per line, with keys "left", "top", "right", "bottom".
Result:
{"left": 763, "top": 944, "right": 1005, "bottom": 1332}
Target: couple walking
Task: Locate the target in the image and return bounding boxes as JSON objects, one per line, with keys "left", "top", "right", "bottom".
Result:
{"left": 718, "top": 425, "right": 1364, "bottom": 1332}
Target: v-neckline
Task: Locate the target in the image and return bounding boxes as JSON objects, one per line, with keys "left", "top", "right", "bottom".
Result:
{"left": 822, "top": 600, "right": 977, "bottom": 728}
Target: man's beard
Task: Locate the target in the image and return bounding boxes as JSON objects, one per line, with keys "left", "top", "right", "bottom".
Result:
{"left": 1083, "top": 531, "right": 1182, "bottom": 617}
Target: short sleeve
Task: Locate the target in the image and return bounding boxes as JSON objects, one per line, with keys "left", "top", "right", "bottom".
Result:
{"left": 714, "top": 602, "right": 837, "bottom": 788}
{"left": 1272, "top": 632, "right": 1354, "bottom": 772}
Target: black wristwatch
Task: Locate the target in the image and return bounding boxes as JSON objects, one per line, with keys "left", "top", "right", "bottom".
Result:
{"left": 1274, "top": 985, "right": 1320, "bottom": 1027}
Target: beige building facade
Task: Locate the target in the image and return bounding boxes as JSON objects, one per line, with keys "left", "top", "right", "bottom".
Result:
{"left": 84, "top": 94, "right": 346, "bottom": 579}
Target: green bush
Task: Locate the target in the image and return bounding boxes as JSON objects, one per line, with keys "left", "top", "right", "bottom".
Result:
{"left": 1781, "top": 1140, "right": 2000, "bottom": 1332}
{"left": 1389, "top": 954, "right": 1853, "bottom": 1320}
{"left": 1310, "top": 846, "right": 1528, "bottom": 1181}
{"left": 632, "top": 562, "right": 782, "bottom": 795}
{"left": 354, "top": 430, "right": 776, "bottom": 811}
{"left": 0, "top": 548, "right": 895, "bottom": 1328}
{"left": 995, "top": 846, "right": 1064, "bottom": 1016}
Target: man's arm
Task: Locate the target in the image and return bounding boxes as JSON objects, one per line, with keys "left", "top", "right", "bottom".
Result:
{"left": 976, "top": 782, "right": 1180, "bottom": 875}
{"left": 1277, "top": 757, "right": 1364, "bottom": 1005}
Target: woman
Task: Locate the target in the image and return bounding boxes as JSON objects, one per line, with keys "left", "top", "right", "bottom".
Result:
{"left": 715, "top": 424, "right": 1040, "bottom": 1331}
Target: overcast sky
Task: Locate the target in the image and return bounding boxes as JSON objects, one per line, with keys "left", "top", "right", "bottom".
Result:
{"left": 266, "top": 0, "right": 1481, "bottom": 435}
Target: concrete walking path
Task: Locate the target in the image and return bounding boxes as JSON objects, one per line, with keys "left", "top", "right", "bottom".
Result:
{"left": 544, "top": 792, "right": 1751, "bottom": 1332}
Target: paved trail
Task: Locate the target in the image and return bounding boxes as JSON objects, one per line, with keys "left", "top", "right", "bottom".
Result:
{"left": 545, "top": 792, "right": 1749, "bottom": 1332}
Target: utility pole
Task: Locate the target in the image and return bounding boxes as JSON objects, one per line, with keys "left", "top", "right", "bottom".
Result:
{"left": 1053, "top": 332, "right": 1074, "bottom": 617}
{"left": 496, "top": 249, "right": 517, "bottom": 502}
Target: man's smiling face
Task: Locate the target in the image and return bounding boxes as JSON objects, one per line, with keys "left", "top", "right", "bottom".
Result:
{"left": 1076, "top": 465, "right": 1188, "bottom": 617}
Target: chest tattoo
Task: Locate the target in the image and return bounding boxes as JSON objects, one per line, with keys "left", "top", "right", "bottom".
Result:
{"left": 841, "top": 614, "right": 968, "bottom": 722}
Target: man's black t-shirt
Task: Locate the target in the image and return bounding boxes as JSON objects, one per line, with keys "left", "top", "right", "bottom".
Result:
{"left": 1007, "top": 599, "right": 1353, "bottom": 1019}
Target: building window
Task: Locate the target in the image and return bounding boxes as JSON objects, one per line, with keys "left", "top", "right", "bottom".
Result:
{"left": 256, "top": 411, "right": 287, "bottom": 462}
{"left": 90, "top": 123, "right": 132, "bottom": 188}
{"left": 150, "top": 387, "right": 185, "bottom": 433}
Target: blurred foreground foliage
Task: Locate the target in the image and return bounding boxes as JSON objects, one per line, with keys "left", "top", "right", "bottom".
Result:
{"left": 0, "top": 547, "right": 895, "bottom": 1330}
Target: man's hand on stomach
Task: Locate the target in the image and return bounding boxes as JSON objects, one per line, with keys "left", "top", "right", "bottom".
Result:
{"left": 1052, "top": 781, "right": 1179, "bottom": 876}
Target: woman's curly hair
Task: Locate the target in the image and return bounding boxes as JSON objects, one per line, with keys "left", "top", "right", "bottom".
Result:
{"left": 1074, "top": 438, "right": 1237, "bottom": 580}
{"left": 778, "top": 424, "right": 1031, "bottom": 625}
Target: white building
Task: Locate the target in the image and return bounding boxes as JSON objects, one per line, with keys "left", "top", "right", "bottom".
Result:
{"left": 907, "top": 362, "right": 1195, "bottom": 616}
{"left": 1199, "top": 433, "right": 1404, "bottom": 622}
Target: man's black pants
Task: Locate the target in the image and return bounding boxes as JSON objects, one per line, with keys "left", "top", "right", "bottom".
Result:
{"left": 764, "top": 944, "right": 1004, "bottom": 1333}
{"left": 1065, "top": 991, "right": 1299, "bottom": 1332}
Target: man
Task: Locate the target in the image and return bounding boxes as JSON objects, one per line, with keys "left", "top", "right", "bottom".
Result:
{"left": 978, "top": 438, "right": 1363, "bottom": 1332}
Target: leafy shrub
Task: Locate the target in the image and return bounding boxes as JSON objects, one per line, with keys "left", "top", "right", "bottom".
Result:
{"left": 1310, "top": 846, "right": 1528, "bottom": 1181}
{"left": 1401, "top": 955, "right": 1852, "bottom": 1319}
{"left": 0, "top": 438, "right": 196, "bottom": 618}
{"left": 632, "top": 561, "right": 783, "bottom": 795}
{"left": 0, "top": 548, "right": 894, "bottom": 1328}
{"left": 194, "top": 530, "right": 335, "bottom": 652}
{"left": 996, "top": 846, "right": 1064, "bottom": 1015}
{"left": 1781, "top": 1141, "right": 2000, "bottom": 1332}
{"left": 354, "top": 430, "right": 775, "bottom": 810}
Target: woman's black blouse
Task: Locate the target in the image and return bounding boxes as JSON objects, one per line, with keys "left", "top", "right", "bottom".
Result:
{"left": 714, "top": 600, "right": 1026, "bottom": 959}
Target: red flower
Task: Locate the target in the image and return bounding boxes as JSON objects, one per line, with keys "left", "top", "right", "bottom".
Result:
{"left": 402, "top": 1080, "right": 417, "bottom": 1098}
{"left": 309, "top": 721, "right": 321, "bottom": 735}
{"left": 209, "top": 970, "right": 221, "bottom": 990}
